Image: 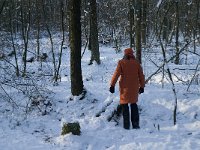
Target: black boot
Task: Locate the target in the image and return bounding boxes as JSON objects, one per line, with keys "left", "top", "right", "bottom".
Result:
{"left": 130, "top": 103, "right": 140, "bottom": 129}
{"left": 121, "top": 104, "right": 130, "bottom": 129}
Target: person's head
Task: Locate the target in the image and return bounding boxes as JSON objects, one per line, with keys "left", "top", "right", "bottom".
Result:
{"left": 123, "top": 48, "right": 134, "bottom": 60}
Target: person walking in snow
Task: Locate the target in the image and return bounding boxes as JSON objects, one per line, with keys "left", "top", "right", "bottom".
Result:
{"left": 109, "top": 48, "right": 145, "bottom": 129}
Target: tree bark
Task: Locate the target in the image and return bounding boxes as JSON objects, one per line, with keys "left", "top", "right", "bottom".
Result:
{"left": 9, "top": 2, "right": 19, "bottom": 76}
{"left": 174, "top": 2, "right": 180, "bottom": 65}
{"left": 159, "top": 39, "right": 178, "bottom": 125}
{"left": 162, "top": 2, "right": 169, "bottom": 43}
{"left": 89, "top": 0, "right": 100, "bottom": 65}
{"left": 141, "top": 0, "right": 147, "bottom": 45}
{"left": 129, "top": 0, "right": 135, "bottom": 48}
{"left": 135, "top": 0, "right": 142, "bottom": 64}
{"left": 36, "top": 0, "right": 41, "bottom": 61}
{"left": 70, "top": 0, "right": 84, "bottom": 96}
{"left": 21, "top": 0, "right": 31, "bottom": 77}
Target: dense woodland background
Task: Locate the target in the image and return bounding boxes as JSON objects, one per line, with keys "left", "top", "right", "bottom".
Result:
{"left": 0, "top": 0, "right": 199, "bottom": 123}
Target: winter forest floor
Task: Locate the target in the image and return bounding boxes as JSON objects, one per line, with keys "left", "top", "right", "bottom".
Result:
{"left": 0, "top": 41, "right": 200, "bottom": 149}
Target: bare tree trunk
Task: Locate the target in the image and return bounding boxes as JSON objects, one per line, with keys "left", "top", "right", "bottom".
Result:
{"left": 141, "top": 0, "right": 147, "bottom": 45}
{"left": 70, "top": 0, "right": 84, "bottom": 96}
{"left": 160, "top": 40, "right": 178, "bottom": 125}
{"left": 89, "top": 0, "right": 100, "bottom": 65}
{"left": 42, "top": 0, "right": 56, "bottom": 79}
{"left": 162, "top": 2, "right": 169, "bottom": 43}
{"left": 9, "top": 2, "right": 19, "bottom": 76}
{"left": 21, "top": 0, "right": 31, "bottom": 77}
{"left": 36, "top": 23, "right": 40, "bottom": 61}
{"left": 82, "top": 0, "right": 90, "bottom": 57}
{"left": 192, "top": 0, "right": 200, "bottom": 53}
{"left": 129, "top": 0, "right": 135, "bottom": 48}
{"left": 55, "top": 1, "right": 65, "bottom": 83}
{"left": 135, "top": 0, "right": 142, "bottom": 64}
{"left": 174, "top": 2, "right": 180, "bottom": 65}
{"left": 88, "top": 24, "right": 92, "bottom": 50}
{"left": 156, "top": 1, "right": 179, "bottom": 124}
{"left": 36, "top": 0, "right": 41, "bottom": 61}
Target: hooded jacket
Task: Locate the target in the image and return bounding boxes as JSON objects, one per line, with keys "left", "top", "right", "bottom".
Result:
{"left": 110, "top": 48, "right": 145, "bottom": 104}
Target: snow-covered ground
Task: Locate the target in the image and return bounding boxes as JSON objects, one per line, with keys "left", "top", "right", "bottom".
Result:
{"left": 0, "top": 39, "right": 200, "bottom": 150}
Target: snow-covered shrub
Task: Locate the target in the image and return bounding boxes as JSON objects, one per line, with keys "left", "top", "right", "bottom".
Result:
{"left": 0, "top": 60, "right": 53, "bottom": 116}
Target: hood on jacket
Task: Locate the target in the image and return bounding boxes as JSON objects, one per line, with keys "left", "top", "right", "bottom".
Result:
{"left": 124, "top": 48, "right": 135, "bottom": 60}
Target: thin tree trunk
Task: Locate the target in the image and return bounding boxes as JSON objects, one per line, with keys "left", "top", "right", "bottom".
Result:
{"left": 129, "top": 0, "right": 135, "bottom": 48}
{"left": 42, "top": 0, "right": 56, "bottom": 79}
{"left": 162, "top": 2, "right": 169, "bottom": 43}
{"left": 36, "top": 0, "right": 40, "bottom": 61}
{"left": 135, "top": 0, "right": 142, "bottom": 64}
{"left": 55, "top": 1, "right": 65, "bottom": 82}
{"left": 174, "top": 2, "right": 180, "bottom": 65}
{"left": 9, "top": 3, "right": 19, "bottom": 77}
{"left": 160, "top": 40, "right": 178, "bottom": 125}
{"left": 36, "top": 24, "right": 40, "bottom": 61}
{"left": 21, "top": 0, "right": 31, "bottom": 77}
{"left": 141, "top": 0, "right": 147, "bottom": 45}
{"left": 193, "top": 0, "right": 199, "bottom": 53}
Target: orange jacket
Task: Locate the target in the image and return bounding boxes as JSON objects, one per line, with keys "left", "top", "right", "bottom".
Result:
{"left": 110, "top": 57, "right": 145, "bottom": 104}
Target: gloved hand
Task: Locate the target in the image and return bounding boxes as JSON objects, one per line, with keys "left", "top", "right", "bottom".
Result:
{"left": 139, "top": 87, "right": 144, "bottom": 94}
{"left": 109, "top": 86, "right": 115, "bottom": 93}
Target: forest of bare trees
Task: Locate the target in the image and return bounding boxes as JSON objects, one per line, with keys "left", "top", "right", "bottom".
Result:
{"left": 1, "top": 0, "right": 199, "bottom": 60}
{"left": 0, "top": 0, "right": 199, "bottom": 123}
{"left": 0, "top": 0, "right": 199, "bottom": 52}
